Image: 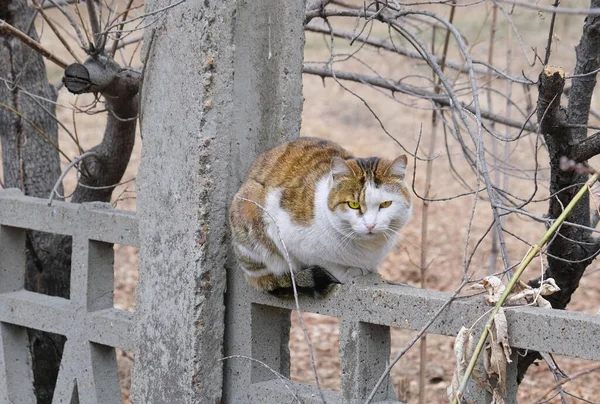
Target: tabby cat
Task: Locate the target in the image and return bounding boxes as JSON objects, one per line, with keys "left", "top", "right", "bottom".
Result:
{"left": 229, "top": 137, "right": 412, "bottom": 296}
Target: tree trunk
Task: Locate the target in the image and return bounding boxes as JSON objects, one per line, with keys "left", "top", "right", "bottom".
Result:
{"left": 0, "top": 1, "right": 70, "bottom": 402}
{"left": 0, "top": 1, "right": 139, "bottom": 401}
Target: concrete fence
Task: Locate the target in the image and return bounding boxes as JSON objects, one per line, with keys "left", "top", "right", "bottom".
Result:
{"left": 1, "top": 189, "right": 600, "bottom": 403}
{"left": 2, "top": 0, "right": 600, "bottom": 403}
{"left": 0, "top": 189, "right": 137, "bottom": 403}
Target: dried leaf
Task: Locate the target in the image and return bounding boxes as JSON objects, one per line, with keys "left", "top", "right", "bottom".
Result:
{"left": 536, "top": 295, "right": 552, "bottom": 309}
{"left": 512, "top": 280, "right": 531, "bottom": 294}
{"left": 494, "top": 309, "right": 512, "bottom": 362}
{"left": 448, "top": 327, "right": 471, "bottom": 402}
{"left": 491, "top": 388, "right": 506, "bottom": 404}
{"left": 473, "top": 276, "right": 506, "bottom": 304}
{"left": 539, "top": 278, "right": 560, "bottom": 296}
{"left": 484, "top": 309, "right": 511, "bottom": 396}
{"left": 507, "top": 278, "right": 560, "bottom": 307}
{"left": 506, "top": 290, "right": 532, "bottom": 305}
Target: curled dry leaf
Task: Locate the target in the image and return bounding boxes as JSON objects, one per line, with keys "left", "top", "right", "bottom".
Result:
{"left": 536, "top": 295, "right": 552, "bottom": 309}
{"left": 448, "top": 326, "right": 471, "bottom": 402}
{"left": 476, "top": 276, "right": 560, "bottom": 307}
{"left": 508, "top": 278, "right": 560, "bottom": 307}
{"left": 448, "top": 326, "right": 489, "bottom": 402}
{"left": 538, "top": 278, "right": 560, "bottom": 296}
{"left": 470, "top": 276, "right": 506, "bottom": 304}
{"left": 484, "top": 309, "right": 511, "bottom": 398}
{"left": 491, "top": 388, "right": 506, "bottom": 404}
{"left": 494, "top": 308, "right": 512, "bottom": 363}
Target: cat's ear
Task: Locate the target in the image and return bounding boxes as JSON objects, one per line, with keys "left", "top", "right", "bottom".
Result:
{"left": 384, "top": 155, "right": 407, "bottom": 178}
{"left": 331, "top": 157, "right": 353, "bottom": 178}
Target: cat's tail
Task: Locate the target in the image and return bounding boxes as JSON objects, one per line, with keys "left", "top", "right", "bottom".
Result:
{"left": 246, "top": 266, "right": 341, "bottom": 298}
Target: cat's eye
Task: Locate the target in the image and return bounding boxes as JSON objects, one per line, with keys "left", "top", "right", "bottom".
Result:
{"left": 380, "top": 201, "right": 392, "bottom": 209}
{"left": 348, "top": 201, "right": 360, "bottom": 209}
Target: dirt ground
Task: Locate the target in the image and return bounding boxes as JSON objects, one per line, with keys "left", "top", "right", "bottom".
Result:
{"left": 2, "top": 1, "right": 600, "bottom": 403}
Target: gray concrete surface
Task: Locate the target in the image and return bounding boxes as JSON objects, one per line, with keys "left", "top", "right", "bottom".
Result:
{"left": 0, "top": 186, "right": 599, "bottom": 402}
{"left": 221, "top": 0, "right": 306, "bottom": 403}
{"left": 132, "top": 0, "right": 241, "bottom": 401}
{"left": 0, "top": 189, "right": 136, "bottom": 403}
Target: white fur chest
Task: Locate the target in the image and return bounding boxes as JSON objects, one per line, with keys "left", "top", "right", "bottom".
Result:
{"left": 263, "top": 178, "right": 395, "bottom": 273}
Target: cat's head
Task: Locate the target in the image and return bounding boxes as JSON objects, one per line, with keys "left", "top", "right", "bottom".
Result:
{"left": 327, "top": 156, "right": 412, "bottom": 238}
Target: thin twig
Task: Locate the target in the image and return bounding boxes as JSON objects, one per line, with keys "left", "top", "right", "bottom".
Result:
{"left": 0, "top": 19, "right": 68, "bottom": 68}
{"left": 30, "top": 0, "right": 83, "bottom": 63}
{"left": 46, "top": 0, "right": 88, "bottom": 49}
{"left": 48, "top": 152, "right": 99, "bottom": 206}
{"left": 100, "top": 0, "right": 187, "bottom": 34}
{"left": 418, "top": 3, "right": 456, "bottom": 401}
{"left": 534, "top": 363, "right": 600, "bottom": 403}
{"left": 543, "top": 0, "right": 560, "bottom": 65}
{"left": 73, "top": 0, "right": 93, "bottom": 48}
{"left": 0, "top": 102, "right": 71, "bottom": 162}
{"left": 302, "top": 65, "right": 536, "bottom": 132}
{"left": 86, "top": 0, "right": 105, "bottom": 51}
{"left": 219, "top": 356, "right": 301, "bottom": 403}
{"left": 110, "top": 0, "right": 135, "bottom": 56}
{"left": 497, "top": 0, "right": 600, "bottom": 15}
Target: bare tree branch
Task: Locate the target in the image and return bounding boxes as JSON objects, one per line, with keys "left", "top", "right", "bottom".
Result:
{"left": 61, "top": 56, "right": 140, "bottom": 202}
{"left": 30, "top": 0, "right": 83, "bottom": 63}
{"left": 571, "top": 131, "right": 600, "bottom": 162}
{"left": 303, "top": 65, "right": 536, "bottom": 131}
{"left": 305, "top": 22, "right": 530, "bottom": 83}
{"left": 497, "top": 0, "right": 600, "bottom": 15}
{"left": 0, "top": 18, "right": 69, "bottom": 68}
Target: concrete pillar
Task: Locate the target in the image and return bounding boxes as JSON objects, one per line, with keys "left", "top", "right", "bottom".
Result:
{"left": 133, "top": 0, "right": 305, "bottom": 402}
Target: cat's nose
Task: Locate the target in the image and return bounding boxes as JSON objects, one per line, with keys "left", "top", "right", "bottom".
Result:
{"left": 366, "top": 224, "right": 375, "bottom": 232}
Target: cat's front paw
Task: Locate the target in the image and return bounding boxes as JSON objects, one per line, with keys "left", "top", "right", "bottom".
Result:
{"left": 335, "top": 267, "right": 370, "bottom": 283}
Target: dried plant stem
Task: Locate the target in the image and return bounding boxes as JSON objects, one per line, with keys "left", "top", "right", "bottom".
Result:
{"left": 46, "top": 0, "right": 88, "bottom": 49}
{"left": 219, "top": 356, "right": 300, "bottom": 403}
{"left": 85, "top": 0, "right": 103, "bottom": 50}
{"left": 487, "top": 3, "right": 501, "bottom": 275}
{"left": 534, "top": 363, "right": 600, "bottom": 402}
{"left": 365, "top": 281, "right": 467, "bottom": 404}
{"left": 0, "top": 19, "right": 68, "bottom": 68}
{"left": 451, "top": 170, "right": 600, "bottom": 404}
{"left": 0, "top": 102, "right": 70, "bottom": 161}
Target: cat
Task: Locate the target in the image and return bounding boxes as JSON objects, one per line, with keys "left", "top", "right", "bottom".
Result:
{"left": 228, "top": 137, "right": 412, "bottom": 296}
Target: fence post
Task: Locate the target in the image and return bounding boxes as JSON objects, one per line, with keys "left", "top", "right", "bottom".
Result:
{"left": 221, "top": 0, "right": 306, "bottom": 402}
{"left": 132, "top": 1, "right": 236, "bottom": 402}
{"left": 133, "top": 0, "right": 304, "bottom": 402}
{"left": 339, "top": 320, "right": 397, "bottom": 402}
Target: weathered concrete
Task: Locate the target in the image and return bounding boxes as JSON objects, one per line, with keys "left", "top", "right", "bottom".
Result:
{"left": 0, "top": 189, "right": 138, "bottom": 245}
{"left": 251, "top": 274, "right": 600, "bottom": 361}
{"left": 221, "top": 0, "right": 306, "bottom": 403}
{"left": 132, "top": 0, "right": 240, "bottom": 401}
{"left": 0, "top": 189, "right": 137, "bottom": 403}
{"left": 340, "top": 320, "right": 396, "bottom": 402}
{"left": 0, "top": 323, "right": 36, "bottom": 404}
{"left": 0, "top": 184, "right": 599, "bottom": 402}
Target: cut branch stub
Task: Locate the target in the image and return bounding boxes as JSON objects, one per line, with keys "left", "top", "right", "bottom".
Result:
{"left": 537, "top": 66, "right": 566, "bottom": 132}
{"left": 61, "top": 56, "right": 140, "bottom": 203}
{"left": 63, "top": 63, "right": 91, "bottom": 94}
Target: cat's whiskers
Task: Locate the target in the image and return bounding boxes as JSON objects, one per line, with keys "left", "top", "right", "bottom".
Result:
{"left": 385, "top": 227, "right": 421, "bottom": 251}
